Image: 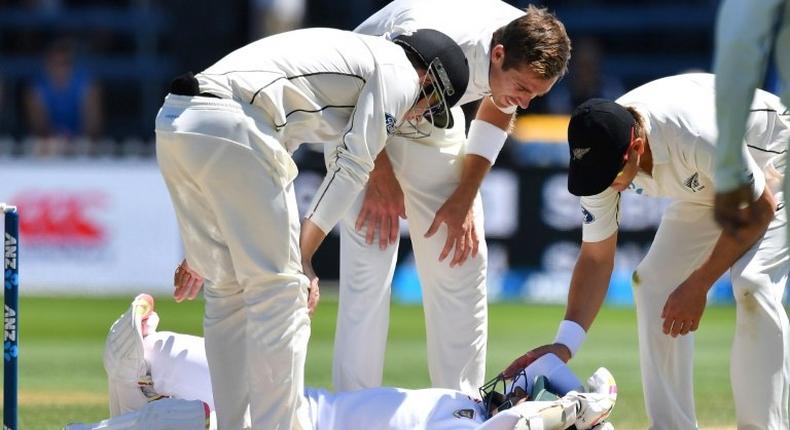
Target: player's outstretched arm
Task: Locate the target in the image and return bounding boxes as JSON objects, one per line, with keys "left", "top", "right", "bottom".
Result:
{"left": 503, "top": 235, "right": 617, "bottom": 377}
{"left": 712, "top": 0, "right": 784, "bottom": 233}
{"left": 662, "top": 186, "right": 776, "bottom": 337}
{"left": 355, "top": 151, "right": 406, "bottom": 250}
{"left": 424, "top": 98, "right": 511, "bottom": 267}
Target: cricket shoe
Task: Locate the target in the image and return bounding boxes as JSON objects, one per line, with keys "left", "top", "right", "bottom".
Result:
{"left": 569, "top": 367, "right": 617, "bottom": 430}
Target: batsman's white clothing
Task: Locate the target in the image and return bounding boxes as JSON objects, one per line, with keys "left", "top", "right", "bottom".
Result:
{"left": 90, "top": 316, "right": 616, "bottom": 430}
{"left": 332, "top": 0, "right": 523, "bottom": 394}
{"left": 156, "top": 28, "right": 420, "bottom": 430}
{"left": 581, "top": 74, "right": 789, "bottom": 429}
{"left": 714, "top": 0, "right": 789, "bottom": 196}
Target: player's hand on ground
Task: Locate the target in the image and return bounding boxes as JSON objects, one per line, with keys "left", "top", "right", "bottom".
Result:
{"left": 501, "top": 343, "right": 571, "bottom": 378}
{"left": 425, "top": 196, "right": 478, "bottom": 267}
{"left": 355, "top": 174, "right": 406, "bottom": 250}
{"left": 173, "top": 259, "right": 204, "bottom": 303}
{"left": 661, "top": 273, "right": 708, "bottom": 337}
{"left": 302, "top": 260, "right": 320, "bottom": 316}
{"left": 714, "top": 184, "right": 757, "bottom": 239}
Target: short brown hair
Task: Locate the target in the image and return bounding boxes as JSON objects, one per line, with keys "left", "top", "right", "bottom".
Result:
{"left": 625, "top": 106, "right": 646, "bottom": 139}
{"left": 491, "top": 5, "right": 571, "bottom": 79}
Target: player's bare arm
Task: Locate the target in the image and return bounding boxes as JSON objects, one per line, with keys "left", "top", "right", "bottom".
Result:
{"left": 503, "top": 235, "right": 617, "bottom": 377}
{"left": 713, "top": 184, "right": 758, "bottom": 238}
{"left": 355, "top": 151, "right": 406, "bottom": 250}
{"left": 424, "top": 98, "right": 512, "bottom": 267}
{"left": 713, "top": 0, "right": 788, "bottom": 236}
{"left": 662, "top": 186, "right": 777, "bottom": 337}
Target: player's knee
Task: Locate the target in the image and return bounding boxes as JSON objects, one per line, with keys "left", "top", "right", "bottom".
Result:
{"left": 731, "top": 273, "right": 766, "bottom": 306}
{"left": 630, "top": 264, "right": 663, "bottom": 297}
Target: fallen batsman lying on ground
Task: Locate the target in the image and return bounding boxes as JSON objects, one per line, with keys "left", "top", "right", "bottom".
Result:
{"left": 65, "top": 295, "right": 618, "bottom": 430}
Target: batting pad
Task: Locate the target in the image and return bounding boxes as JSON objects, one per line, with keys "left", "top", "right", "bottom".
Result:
{"left": 63, "top": 398, "right": 210, "bottom": 430}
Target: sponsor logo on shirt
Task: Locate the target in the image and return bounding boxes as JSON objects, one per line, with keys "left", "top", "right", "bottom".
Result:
{"left": 453, "top": 409, "right": 476, "bottom": 420}
{"left": 627, "top": 182, "right": 644, "bottom": 195}
{"left": 385, "top": 113, "right": 396, "bottom": 135}
{"left": 581, "top": 206, "right": 595, "bottom": 224}
{"left": 683, "top": 172, "right": 705, "bottom": 192}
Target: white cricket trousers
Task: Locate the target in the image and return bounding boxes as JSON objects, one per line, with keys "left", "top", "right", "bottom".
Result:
{"left": 155, "top": 94, "right": 312, "bottom": 430}
{"left": 331, "top": 107, "right": 488, "bottom": 392}
{"left": 633, "top": 198, "right": 789, "bottom": 430}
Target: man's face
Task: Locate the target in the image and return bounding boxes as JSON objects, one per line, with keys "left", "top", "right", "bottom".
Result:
{"left": 488, "top": 44, "right": 557, "bottom": 110}
{"left": 404, "top": 69, "right": 445, "bottom": 124}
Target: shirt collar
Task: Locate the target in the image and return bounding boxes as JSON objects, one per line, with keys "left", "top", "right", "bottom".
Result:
{"left": 461, "top": 33, "right": 493, "bottom": 106}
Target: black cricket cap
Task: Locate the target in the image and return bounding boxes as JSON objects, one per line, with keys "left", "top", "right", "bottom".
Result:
{"left": 567, "top": 98, "right": 636, "bottom": 196}
{"left": 394, "top": 29, "right": 469, "bottom": 128}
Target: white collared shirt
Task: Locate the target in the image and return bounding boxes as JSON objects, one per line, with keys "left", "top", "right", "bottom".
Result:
{"left": 195, "top": 28, "right": 420, "bottom": 234}
{"left": 581, "top": 73, "right": 788, "bottom": 242}
{"left": 354, "top": 0, "right": 524, "bottom": 108}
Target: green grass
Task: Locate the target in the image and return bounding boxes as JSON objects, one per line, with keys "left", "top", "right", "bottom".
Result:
{"left": 3, "top": 296, "right": 739, "bottom": 429}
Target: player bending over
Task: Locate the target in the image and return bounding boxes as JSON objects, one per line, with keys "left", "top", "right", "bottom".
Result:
{"left": 65, "top": 295, "right": 617, "bottom": 430}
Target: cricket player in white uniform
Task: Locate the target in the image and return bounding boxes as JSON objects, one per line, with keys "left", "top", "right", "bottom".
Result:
{"left": 65, "top": 295, "right": 617, "bottom": 430}
{"left": 155, "top": 27, "right": 469, "bottom": 430}
{"left": 503, "top": 74, "right": 789, "bottom": 429}
{"left": 713, "top": 0, "right": 789, "bottom": 240}
{"left": 333, "top": 0, "right": 571, "bottom": 394}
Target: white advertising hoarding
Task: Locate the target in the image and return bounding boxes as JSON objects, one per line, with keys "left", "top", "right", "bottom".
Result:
{"left": 0, "top": 159, "right": 182, "bottom": 294}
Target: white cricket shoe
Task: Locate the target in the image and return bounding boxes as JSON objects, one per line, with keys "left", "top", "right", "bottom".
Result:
{"left": 569, "top": 367, "right": 617, "bottom": 430}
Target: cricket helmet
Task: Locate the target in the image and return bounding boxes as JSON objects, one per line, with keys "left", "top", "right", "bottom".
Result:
{"left": 393, "top": 29, "right": 469, "bottom": 133}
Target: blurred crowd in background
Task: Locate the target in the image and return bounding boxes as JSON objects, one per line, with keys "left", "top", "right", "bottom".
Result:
{"left": 0, "top": 0, "right": 751, "bottom": 158}
{"left": 1, "top": 0, "right": 785, "bottom": 303}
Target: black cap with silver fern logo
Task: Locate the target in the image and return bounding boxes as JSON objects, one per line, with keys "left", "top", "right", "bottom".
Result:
{"left": 567, "top": 98, "right": 636, "bottom": 196}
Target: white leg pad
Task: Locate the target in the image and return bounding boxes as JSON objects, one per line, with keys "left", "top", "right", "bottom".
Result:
{"left": 64, "top": 398, "right": 209, "bottom": 430}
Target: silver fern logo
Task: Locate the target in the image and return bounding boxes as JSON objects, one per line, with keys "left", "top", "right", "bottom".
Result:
{"left": 683, "top": 172, "right": 705, "bottom": 192}
{"left": 385, "top": 113, "right": 396, "bottom": 135}
{"left": 572, "top": 147, "right": 591, "bottom": 160}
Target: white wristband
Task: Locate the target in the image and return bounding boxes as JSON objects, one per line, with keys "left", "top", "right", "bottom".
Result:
{"left": 466, "top": 119, "right": 508, "bottom": 165}
{"left": 553, "top": 320, "right": 586, "bottom": 357}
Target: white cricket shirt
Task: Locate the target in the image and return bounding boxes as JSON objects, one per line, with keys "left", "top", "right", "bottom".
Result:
{"left": 354, "top": 0, "right": 523, "bottom": 109}
{"left": 581, "top": 73, "right": 788, "bottom": 242}
{"left": 195, "top": 28, "right": 420, "bottom": 234}
{"left": 304, "top": 386, "right": 542, "bottom": 430}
